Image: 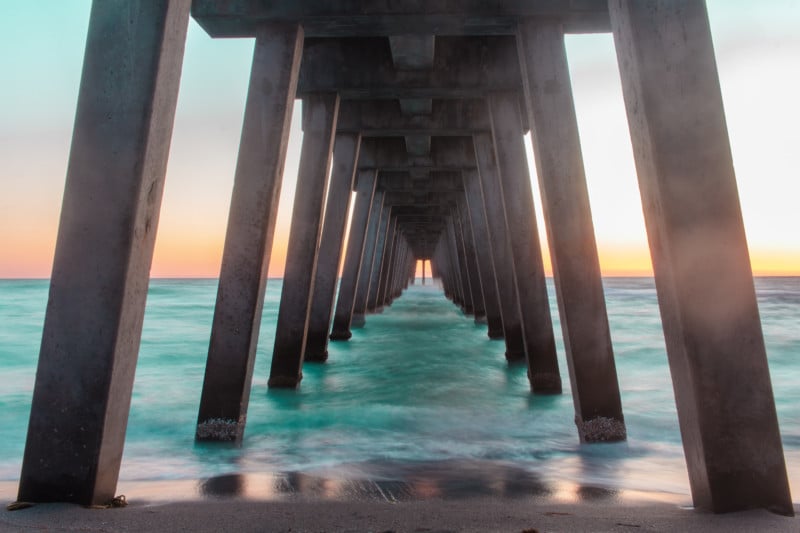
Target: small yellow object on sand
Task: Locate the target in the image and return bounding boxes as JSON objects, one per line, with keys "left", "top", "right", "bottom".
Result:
{"left": 86, "top": 495, "right": 128, "bottom": 510}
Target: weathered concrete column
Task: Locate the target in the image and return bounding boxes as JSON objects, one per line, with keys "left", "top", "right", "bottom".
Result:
{"left": 441, "top": 249, "right": 455, "bottom": 300}
{"left": 452, "top": 207, "right": 476, "bottom": 315}
{"left": 197, "top": 25, "right": 304, "bottom": 439}
{"left": 610, "top": 0, "right": 792, "bottom": 515}
{"left": 459, "top": 200, "right": 487, "bottom": 323}
{"left": 434, "top": 242, "right": 451, "bottom": 299}
{"left": 351, "top": 192, "right": 385, "bottom": 327}
{"left": 431, "top": 241, "right": 446, "bottom": 300}
{"left": 463, "top": 169, "right": 504, "bottom": 339}
{"left": 304, "top": 133, "right": 361, "bottom": 362}
{"left": 376, "top": 218, "right": 399, "bottom": 310}
{"left": 434, "top": 245, "right": 453, "bottom": 298}
{"left": 269, "top": 93, "right": 340, "bottom": 388}
{"left": 488, "top": 92, "right": 561, "bottom": 394}
{"left": 519, "top": 21, "right": 624, "bottom": 440}
{"left": 18, "top": 0, "right": 191, "bottom": 505}
{"left": 446, "top": 217, "right": 468, "bottom": 310}
{"left": 366, "top": 207, "right": 393, "bottom": 312}
{"left": 433, "top": 240, "right": 449, "bottom": 298}
{"left": 473, "top": 132, "right": 526, "bottom": 361}
{"left": 395, "top": 241, "right": 408, "bottom": 298}
{"left": 398, "top": 240, "right": 410, "bottom": 288}
{"left": 329, "top": 171, "right": 377, "bottom": 340}
{"left": 398, "top": 239, "right": 411, "bottom": 296}
{"left": 383, "top": 232, "right": 402, "bottom": 305}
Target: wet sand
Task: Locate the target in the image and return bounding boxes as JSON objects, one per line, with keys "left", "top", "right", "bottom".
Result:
{"left": 3, "top": 465, "right": 798, "bottom": 533}
{"left": 3, "top": 497, "right": 798, "bottom": 532}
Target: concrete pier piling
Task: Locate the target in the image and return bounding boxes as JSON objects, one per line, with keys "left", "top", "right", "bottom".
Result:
{"left": 518, "top": 20, "right": 624, "bottom": 439}
{"left": 351, "top": 192, "right": 385, "bottom": 328}
{"left": 197, "top": 24, "right": 304, "bottom": 440}
{"left": 18, "top": 0, "right": 192, "bottom": 504}
{"left": 458, "top": 200, "right": 487, "bottom": 324}
{"left": 473, "top": 132, "right": 526, "bottom": 362}
{"left": 329, "top": 171, "right": 377, "bottom": 340}
{"left": 445, "top": 216, "right": 468, "bottom": 311}
{"left": 609, "top": 0, "right": 792, "bottom": 514}
{"left": 366, "top": 205, "right": 392, "bottom": 314}
{"left": 450, "top": 213, "right": 474, "bottom": 315}
{"left": 375, "top": 217, "right": 399, "bottom": 312}
{"left": 463, "top": 169, "right": 504, "bottom": 339}
{"left": 305, "top": 133, "right": 361, "bottom": 362}
{"left": 269, "top": 93, "right": 340, "bottom": 388}
{"left": 488, "top": 92, "right": 561, "bottom": 394}
{"left": 21, "top": 0, "right": 793, "bottom": 516}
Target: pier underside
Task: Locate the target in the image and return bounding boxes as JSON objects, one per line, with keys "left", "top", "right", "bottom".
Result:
{"left": 15, "top": 0, "right": 793, "bottom": 517}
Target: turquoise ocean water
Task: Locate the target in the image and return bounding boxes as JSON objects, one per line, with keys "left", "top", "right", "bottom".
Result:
{"left": 0, "top": 278, "right": 798, "bottom": 503}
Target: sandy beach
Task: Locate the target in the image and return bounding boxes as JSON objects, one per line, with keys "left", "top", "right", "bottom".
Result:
{"left": 2, "top": 497, "right": 798, "bottom": 532}
{"left": 3, "top": 474, "right": 798, "bottom": 533}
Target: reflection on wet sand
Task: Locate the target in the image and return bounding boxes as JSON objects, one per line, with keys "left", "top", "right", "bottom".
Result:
{"left": 198, "top": 459, "right": 626, "bottom": 504}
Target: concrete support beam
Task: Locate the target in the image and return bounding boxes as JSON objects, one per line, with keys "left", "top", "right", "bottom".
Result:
{"left": 191, "top": 1, "right": 612, "bottom": 38}
{"left": 435, "top": 236, "right": 450, "bottom": 298}
{"left": 389, "top": 35, "right": 436, "bottom": 70}
{"left": 463, "top": 169, "right": 504, "bottom": 339}
{"left": 407, "top": 249, "right": 416, "bottom": 287}
{"left": 390, "top": 35, "right": 435, "bottom": 160}
{"left": 609, "top": 0, "right": 792, "bottom": 515}
{"left": 337, "top": 99, "right": 489, "bottom": 135}
{"left": 447, "top": 229, "right": 463, "bottom": 308}
{"left": 405, "top": 135, "right": 432, "bottom": 156}
{"left": 443, "top": 246, "right": 456, "bottom": 301}
{"left": 441, "top": 223, "right": 456, "bottom": 301}
{"left": 382, "top": 232, "right": 402, "bottom": 306}
{"left": 473, "top": 132, "right": 525, "bottom": 361}
{"left": 445, "top": 217, "right": 468, "bottom": 310}
{"left": 359, "top": 137, "right": 476, "bottom": 172}
{"left": 297, "top": 36, "right": 521, "bottom": 98}
{"left": 18, "top": 0, "right": 191, "bottom": 505}
{"left": 372, "top": 216, "right": 398, "bottom": 312}
{"left": 329, "top": 171, "right": 377, "bottom": 340}
{"left": 378, "top": 170, "right": 464, "bottom": 193}
{"left": 365, "top": 204, "right": 392, "bottom": 314}
{"left": 451, "top": 208, "right": 475, "bottom": 315}
{"left": 351, "top": 192, "right": 385, "bottom": 327}
{"left": 395, "top": 240, "right": 410, "bottom": 298}
{"left": 519, "top": 21, "right": 624, "bottom": 440}
{"left": 435, "top": 238, "right": 454, "bottom": 301}
{"left": 399, "top": 98, "right": 433, "bottom": 115}
{"left": 197, "top": 24, "right": 303, "bottom": 440}
{"left": 488, "top": 92, "right": 561, "bottom": 394}
{"left": 269, "top": 93, "right": 340, "bottom": 388}
{"left": 305, "top": 133, "right": 361, "bottom": 362}
{"left": 459, "top": 200, "right": 487, "bottom": 323}
{"left": 389, "top": 234, "right": 406, "bottom": 302}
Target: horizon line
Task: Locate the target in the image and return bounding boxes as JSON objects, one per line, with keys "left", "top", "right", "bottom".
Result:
{"left": 3, "top": 274, "right": 800, "bottom": 281}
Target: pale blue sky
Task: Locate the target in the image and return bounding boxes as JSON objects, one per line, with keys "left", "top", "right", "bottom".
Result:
{"left": 0, "top": 1, "right": 798, "bottom": 276}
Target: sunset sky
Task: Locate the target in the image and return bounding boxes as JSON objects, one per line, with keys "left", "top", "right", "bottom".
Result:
{"left": 0, "top": 1, "right": 798, "bottom": 278}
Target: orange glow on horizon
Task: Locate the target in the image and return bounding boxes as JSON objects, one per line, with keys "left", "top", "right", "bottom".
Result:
{"left": 148, "top": 230, "right": 291, "bottom": 279}
{"left": 2, "top": 233, "right": 799, "bottom": 279}
{"left": 596, "top": 245, "right": 654, "bottom": 277}
{"left": 749, "top": 249, "right": 800, "bottom": 277}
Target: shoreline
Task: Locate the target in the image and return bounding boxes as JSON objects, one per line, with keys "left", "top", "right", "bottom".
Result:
{"left": 4, "top": 475, "right": 799, "bottom": 532}
{"left": 3, "top": 495, "right": 798, "bottom": 532}
{"left": 2, "top": 467, "right": 692, "bottom": 507}
{"left": 3, "top": 467, "right": 798, "bottom": 531}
